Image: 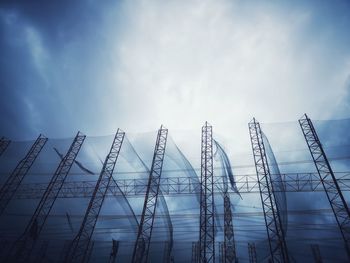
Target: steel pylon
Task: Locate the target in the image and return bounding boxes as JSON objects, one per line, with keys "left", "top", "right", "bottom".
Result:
{"left": 0, "top": 134, "right": 47, "bottom": 216}
{"left": 132, "top": 126, "right": 168, "bottom": 263}
{"left": 7, "top": 132, "right": 85, "bottom": 262}
{"left": 299, "top": 114, "right": 350, "bottom": 257}
{"left": 248, "top": 243, "right": 257, "bottom": 263}
{"left": 65, "top": 130, "right": 125, "bottom": 263}
{"left": 248, "top": 118, "right": 289, "bottom": 263}
{"left": 199, "top": 122, "right": 215, "bottom": 263}
{"left": 0, "top": 137, "right": 11, "bottom": 156}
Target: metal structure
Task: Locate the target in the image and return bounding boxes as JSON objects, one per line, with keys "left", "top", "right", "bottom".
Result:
{"left": 108, "top": 240, "right": 119, "bottom": 263}
{"left": 8, "top": 132, "right": 86, "bottom": 262}
{"left": 310, "top": 244, "right": 322, "bottom": 263}
{"left": 0, "top": 134, "right": 47, "bottom": 216}
{"left": 65, "top": 130, "right": 125, "bottom": 263}
{"left": 9, "top": 172, "right": 350, "bottom": 199}
{"left": 132, "top": 126, "right": 168, "bottom": 263}
{"left": 299, "top": 114, "right": 350, "bottom": 257}
{"left": 199, "top": 122, "right": 215, "bottom": 263}
{"left": 0, "top": 137, "right": 11, "bottom": 156}
{"left": 248, "top": 243, "right": 257, "bottom": 263}
{"left": 248, "top": 118, "right": 289, "bottom": 263}
{"left": 192, "top": 242, "right": 199, "bottom": 263}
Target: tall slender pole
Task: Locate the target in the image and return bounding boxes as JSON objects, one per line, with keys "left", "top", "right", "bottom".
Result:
{"left": 0, "top": 137, "right": 11, "bottom": 157}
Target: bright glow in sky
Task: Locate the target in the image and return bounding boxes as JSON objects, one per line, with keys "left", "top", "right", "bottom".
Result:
{"left": 0, "top": 0, "right": 350, "bottom": 141}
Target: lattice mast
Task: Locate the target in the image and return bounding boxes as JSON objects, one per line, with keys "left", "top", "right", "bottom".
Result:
{"left": 0, "top": 137, "right": 11, "bottom": 156}
{"left": 248, "top": 118, "right": 289, "bottom": 263}
{"left": 199, "top": 122, "right": 215, "bottom": 263}
{"left": 310, "top": 244, "right": 322, "bottom": 263}
{"left": 248, "top": 243, "right": 257, "bottom": 263}
{"left": 65, "top": 130, "right": 125, "bottom": 263}
{"left": 192, "top": 242, "right": 199, "bottom": 263}
{"left": 132, "top": 126, "right": 168, "bottom": 263}
{"left": 299, "top": 114, "right": 350, "bottom": 257}
{"left": 0, "top": 134, "right": 47, "bottom": 216}
{"left": 8, "top": 132, "right": 86, "bottom": 262}
{"left": 108, "top": 240, "right": 119, "bottom": 263}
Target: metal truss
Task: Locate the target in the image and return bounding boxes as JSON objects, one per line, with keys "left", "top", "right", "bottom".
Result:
{"left": 108, "top": 240, "right": 119, "bottom": 263}
{"left": 248, "top": 118, "right": 289, "bottom": 263}
{"left": 0, "top": 134, "right": 47, "bottom": 216}
{"left": 299, "top": 114, "right": 350, "bottom": 257}
{"left": 132, "top": 126, "right": 168, "bottom": 263}
{"left": 0, "top": 137, "right": 11, "bottom": 156}
{"left": 8, "top": 132, "right": 86, "bottom": 262}
{"left": 65, "top": 130, "right": 125, "bottom": 263}
{"left": 163, "top": 241, "right": 174, "bottom": 263}
{"left": 199, "top": 122, "right": 215, "bottom": 263}
{"left": 310, "top": 244, "right": 322, "bottom": 263}
{"left": 248, "top": 243, "right": 257, "bottom": 263}
{"left": 192, "top": 242, "right": 199, "bottom": 263}
{"left": 7, "top": 172, "right": 350, "bottom": 200}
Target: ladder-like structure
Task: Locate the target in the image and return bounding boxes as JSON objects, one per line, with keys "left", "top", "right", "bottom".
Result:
{"left": 0, "top": 137, "right": 11, "bottom": 156}
{"left": 108, "top": 240, "right": 119, "bottom": 263}
{"left": 248, "top": 243, "right": 257, "bottom": 263}
{"left": 299, "top": 114, "right": 350, "bottom": 257}
{"left": 192, "top": 242, "right": 199, "bottom": 263}
{"left": 65, "top": 130, "right": 125, "bottom": 263}
{"left": 199, "top": 122, "right": 215, "bottom": 263}
{"left": 8, "top": 132, "right": 86, "bottom": 262}
{"left": 248, "top": 118, "right": 289, "bottom": 263}
{"left": 132, "top": 126, "right": 168, "bottom": 263}
{"left": 0, "top": 134, "right": 47, "bottom": 216}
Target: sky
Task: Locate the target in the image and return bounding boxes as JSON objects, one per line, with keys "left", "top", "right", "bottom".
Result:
{"left": 0, "top": 0, "right": 350, "bottom": 262}
{"left": 0, "top": 0, "right": 350, "bottom": 141}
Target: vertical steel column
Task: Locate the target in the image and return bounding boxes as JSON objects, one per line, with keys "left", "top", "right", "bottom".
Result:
{"left": 0, "top": 137, "right": 11, "bottom": 156}
{"left": 192, "top": 242, "right": 199, "bottom": 263}
{"left": 199, "top": 122, "right": 215, "bottom": 263}
{"left": 310, "top": 244, "right": 322, "bottom": 263}
{"left": 0, "top": 134, "right": 47, "bottom": 216}
{"left": 132, "top": 126, "right": 168, "bottom": 263}
{"left": 108, "top": 240, "right": 119, "bottom": 263}
{"left": 248, "top": 243, "right": 257, "bottom": 263}
{"left": 299, "top": 114, "right": 350, "bottom": 257}
{"left": 8, "top": 132, "right": 85, "bottom": 262}
{"left": 248, "top": 118, "right": 289, "bottom": 263}
{"left": 65, "top": 130, "right": 125, "bottom": 263}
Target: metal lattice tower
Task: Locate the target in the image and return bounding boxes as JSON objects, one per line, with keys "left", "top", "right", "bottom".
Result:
{"left": 0, "top": 134, "right": 47, "bottom": 216}
{"left": 248, "top": 243, "right": 257, "bottom": 263}
{"left": 299, "top": 114, "right": 350, "bottom": 257}
{"left": 132, "top": 126, "right": 168, "bottom": 263}
{"left": 65, "top": 130, "right": 125, "bottom": 263}
{"left": 248, "top": 118, "right": 289, "bottom": 263}
{"left": 192, "top": 242, "right": 199, "bottom": 263}
{"left": 310, "top": 244, "right": 322, "bottom": 263}
{"left": 8, "top": 132, "right": 86, "bottom": 262}
{"left": 0, "top": 137, "right": 11, "bottom": 156}
{"left": 199, "top": 122, "right": 215, "bottom": 263}
{"left": 108, "top": 240, "right": 119, "bottom": 263}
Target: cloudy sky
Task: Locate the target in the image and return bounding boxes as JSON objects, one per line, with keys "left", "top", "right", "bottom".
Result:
{"left": 0, "top": 0, "right": 350, "bottom": 141}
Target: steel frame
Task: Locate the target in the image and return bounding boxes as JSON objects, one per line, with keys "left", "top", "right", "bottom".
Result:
{"left": 248, "top": 243, "right": 257, "bottom": 263}
{"left": 132, "top": 126, "right": 168, "bottom": 263}
{"left": 0, "top": 134, "right": 47, "bottom": 216}
{"left": 192, "top": 242, "right": 199, "bottom": 263}
{"left": 0, "top": 137, "right": 11, "bottom": 156}
{"left": 199, "top": 122, "right": 215, "bottom": 263}
{"left": 108, "top": 240, "right": 119, "bottom": 263}
{"left": 65, "top": 130, "right": 125, "bottom": 263}
{"left": 248, "top": 118, "right": 289, "bottom": 263}
{"left": 299, "top": 114, "right": 350, "bottom": 257}
{"left": 8, "top": 132, "right": 85, "bottom": 262}
{"left": 310, "top": 244, "right": 322, "bottom": 263}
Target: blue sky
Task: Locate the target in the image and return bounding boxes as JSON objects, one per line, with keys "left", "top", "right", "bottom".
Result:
{"left": 0, "top": 0, "right": 350, "bottom": 140}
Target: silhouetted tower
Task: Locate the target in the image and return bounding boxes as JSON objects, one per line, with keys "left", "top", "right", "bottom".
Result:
{"left": 132, "top": 126, "right": 168, "bottom": 263}
{"left": 192, "top": 242, "right": 199, "bottom": 263}
{"left": 199, "top": 122, "right": 215, "bottom": 263}
{"left": 310, "top": 244, "right": 322, "bottom": 263}
{"left": 65, "top": 130, "right": 125, "bottom": 263}
{"left": 299, "top": 114, "right": 350, "bottom": 257}
{"left": 108, "top": 240, "right": 119, "bottom": 263}
{"left": 248, "top": 243, "right": 257, "bottom": 263}
{"left": 0, "top": 137, "right": 11, "bottom": 156}
{"left": 248, "top": 118, "right": 289, "bottom": 263}
{"left": 8, "top": 132, "right": 85, "bottom": 262}
{"left": 0, "top": 134, "right": 47, "bottom": 216}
